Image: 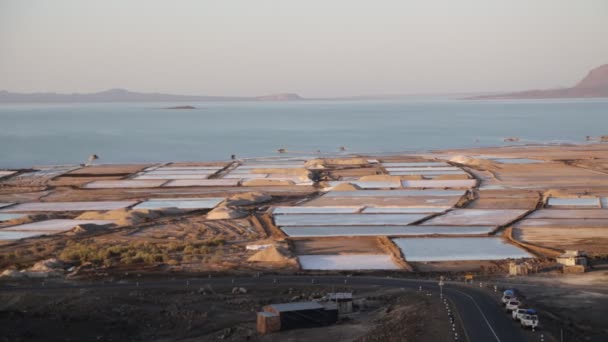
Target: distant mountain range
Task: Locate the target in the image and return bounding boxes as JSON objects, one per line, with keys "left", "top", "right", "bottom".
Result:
{"left": 469, "top": 64, "right": 608, "bottom": 100}
{"left": 2, "top": 64, "right": 607, "bottom": 102}
{"left": 0, "top": 88, "right": 303, "bottom": 103}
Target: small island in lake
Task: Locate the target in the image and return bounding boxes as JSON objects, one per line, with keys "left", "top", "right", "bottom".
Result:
{"left": 164, "top": 105, "right": 197, "bottom": 110}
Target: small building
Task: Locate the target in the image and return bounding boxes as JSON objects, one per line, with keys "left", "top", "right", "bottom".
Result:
{"left": 556, "top": 250, "right": 588, "bottom": 267}
{"left": 557, "top": 250, "right": 588, "bottom": 273}
{"left": 509, "top": 262, "right": 529, "bottom": 276}
{"left": 257, "top": 312, "right": 281, "bottom": 334}
{"left": 257, "top": 301, "right": 338, "bottom": 334}
{"left": 327, "top": 292, "right": 353, "bottom": 314}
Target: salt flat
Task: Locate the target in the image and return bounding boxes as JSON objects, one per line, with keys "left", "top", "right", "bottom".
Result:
{"left": 393, "top": 237, "right": 531, "bottom": 261}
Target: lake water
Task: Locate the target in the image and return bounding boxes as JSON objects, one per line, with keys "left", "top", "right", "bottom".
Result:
{"left": 1, "top": 98, "right": 607, "bottom": 168}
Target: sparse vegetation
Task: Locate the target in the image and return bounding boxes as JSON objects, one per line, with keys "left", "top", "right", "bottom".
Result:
{"left": 56, "top": 239, "right": 227, "bottom": 267}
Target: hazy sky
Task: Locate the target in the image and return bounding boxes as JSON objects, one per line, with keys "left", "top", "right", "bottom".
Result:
{"left": 1, "top": 0, "right": 607, "bottom": 97}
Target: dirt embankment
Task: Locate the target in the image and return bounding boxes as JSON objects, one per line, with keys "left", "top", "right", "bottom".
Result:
{"left": 504, "top": 227, "right": 563, "bottom": 257}
{"left": 377, "top": 236, "right": 413, "bottom": 271}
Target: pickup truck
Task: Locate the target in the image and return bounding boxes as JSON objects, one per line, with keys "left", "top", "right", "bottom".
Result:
{"left": 505, "top": 300, "right": 520, "bottom": 313}
{"left": 512, "top": 308, "right": 529, "bottom": 321}
{"left": 520, "top": 309, "right": 539, "bottom": 330}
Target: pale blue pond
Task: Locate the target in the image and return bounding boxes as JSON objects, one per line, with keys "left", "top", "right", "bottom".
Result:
{"left": 275, "top": 213, "right": 428, "bottom": 226}
{"left": 281, "top": 225, "right": 493, "bottom": 237}
{"left": 325, "top": 190, "right": 465, "bottom": 197}
{"left": 0, "top": 213, "right": 27, "bottom": 221}
{"left": 393, "top": 237, "right": 532, "bottom": 261}
{"left": 273, "top": 206, "right": 362, "bottom": 215}
{"left": 133, "top": 197, "right": 224, "bottom": 210}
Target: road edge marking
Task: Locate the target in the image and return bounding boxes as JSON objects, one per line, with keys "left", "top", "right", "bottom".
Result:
{"left": 450, "top": 287, "right": 502, "bottom": 342}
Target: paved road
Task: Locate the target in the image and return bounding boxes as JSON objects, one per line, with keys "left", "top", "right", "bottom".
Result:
{"left": 1, "top": 275, "right": 525, "bottom": 342}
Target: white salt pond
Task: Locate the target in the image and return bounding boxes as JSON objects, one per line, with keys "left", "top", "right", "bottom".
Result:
{"left": 386, "top": 167, "right": 461, "bottom": 172}
{"left": 327, "top": 181, "right": 401, "bottom": 189}
{"left": 388, "top": 170, "right": 467, "bottom": 176}
{"left": 153, "top": 166, "right": 224, "bottom": 171}
{"left": 361, "top": 207, "right": 448, "bottom": 214}
{"left": 162, "top": 179, "right": 240, "bottom": 187}
{"left": 423, "top": 209, "right": 528, "bottom": 226}
{"left": 224, "top": 174, "right": 266, "bottom": 179}
{"left": 133, "top": 197, "right": 224, "bottom": 210}
{"left": 547, "top": 197, "right": 600, "bottom": 208}
{"left": 0, "top": 231, "right": 50, "bottom": 241}
{"left": 281, "top": 225, "right": 494, "bottom": 237}
{"left": 83, "top": 180, "right": 168, "bottom": 189}
{"left": 491, "top": 158, "right": 543, "bottom": 164}
{"left": 238, "top": 164, "right": 304, "bottom": 169}
{"left": 0, "top": 213, "right": 27, "bottom": 221}
{"left": 135, "top": 174, "right": 212, "bottom": 180}
{"left": 275, "top": 213, "right": 428, "bottom": 226}
{"left": 298, "top": 254, "right": 399, "bottom": 270}
{"left": 273, "top": 206, "right": 362, "bottom": 215}
{"left": 4, "top": 219, "right": 115, "bottom": 232}
{"left": 0, "top": 170, "right": 17, "bottom": 178}
{"left": 0, "top": 201, "right": 138, "bottom": 212}
{"left": 144, "top": 170, "right": 217, "bottom": 175}
{"left": 393, "top": 237, "right": 532, "bottom": 261}
{"left": 325, "top": 190, "right": 465, "bottom": 197}
{"left": 382, "top": 162, "right": 449, "bottom": 167}
{"left": 401, "top": 179, "right": 476, "bottom": 188}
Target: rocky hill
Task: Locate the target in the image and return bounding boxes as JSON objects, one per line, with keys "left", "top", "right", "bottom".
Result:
{"left": 469, "top": 64, "right": 608, "bottom": 100}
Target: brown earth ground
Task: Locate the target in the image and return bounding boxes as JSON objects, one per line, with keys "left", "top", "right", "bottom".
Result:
{"left": 0, "top": 284, "right": 451, "bottom": 342}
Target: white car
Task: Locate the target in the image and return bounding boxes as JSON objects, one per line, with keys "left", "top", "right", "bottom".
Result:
{"left": 505, "top": 300, "right": 520, "bottom": 312}
{"left": 520, "top": 310, "right": 539, "bottom": 330}
{"left": 512, "top": 308, "right": 528, "bottom": 321}
{"left": 501, "top": 295, "right": 517, "bottom": 305}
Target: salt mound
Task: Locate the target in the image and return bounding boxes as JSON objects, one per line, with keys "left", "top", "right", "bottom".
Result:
{"left": 324, "top": 158, "right": 369, "bottom": 165}
{"left": 207, "top": 206, "right": 248, "bottom": 220}
{"left": 331, "top": 183, "right": 362, "bottom": 191}
{"left": 305, "top": 159, "right": 326, "bottom": 169}
{"left": 224, "top": 192, "right": 272, "bottom": 206}
{"left": 67, "top": 224, "right": 111, "bottom": 235}
{"left": 29, "top": 258, "right": 64, "bottom": 272}
{"left": 248, "top": 245, "right": 290, "bottom": 263}
{"left": 449, "top": 155, "right": 495, "bottom": 169}
{"left": 242, "top": 179, "right": 295, "bottom": 186}
{"left": 76, "top": 208, "right": 172, "bottom": 226}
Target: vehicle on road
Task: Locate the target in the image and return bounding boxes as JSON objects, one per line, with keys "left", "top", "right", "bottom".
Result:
{"left": 502, "top": 294, "right": 517, "bottom": 305}
{"left": 505, "top": 299, "right": 520, "bottom": 312}
{"left": 520, "top": 309, "right": 539, "bottom": 330}
{"left": 512, "top": 308, "right": 529, "bottom": 321}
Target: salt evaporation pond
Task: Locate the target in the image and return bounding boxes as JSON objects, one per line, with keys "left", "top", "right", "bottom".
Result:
{"left": 273, "top": 206, "right": 362, "bottom": 215}
{"left": 275, "top": 213, "right": 428, "bottom": 226}
{"left": 362, "top": 207, "right": 448, "bottom": 214}
{"left": 281, "top": 225, "right": 494, "bottom": 237}
{"left": 491, "top": 158, "right": 543, "bottom": 164}
{"left": 393, "top": 237, "right": 532, "bottom": 261}
{"left": 298, "top": 254, "right": 399, "bottom": 270}
{"left": 133, "top": 198, "right": 224, "bottom": 210}
{"left": 0, "top": 213, "right": 26, "bottom": 221}
{"left": 547, "top": 197, "right": 600, "bottom": 207}
{"left": 0, "top": 231, "right": 49, "bottom": 241}
{"left": 325, "top": 190, "right": 465, "bottom": 197}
